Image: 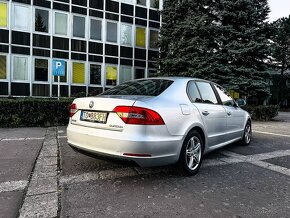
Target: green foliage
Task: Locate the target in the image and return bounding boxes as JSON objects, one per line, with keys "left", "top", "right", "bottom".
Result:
{"left": 158, "top": 0, "right": 272, "bottom": 98}
{"left": 0, "top": 98, "right": 73, "bottom": 128}
{"left": 242, "top": 105, "right": 279, "bottom": 121}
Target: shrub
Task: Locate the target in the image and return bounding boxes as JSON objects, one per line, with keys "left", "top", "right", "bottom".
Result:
{"left": 242, "top": 105, "right": 279, "bottom": 121}
{"left": 0, "top": 98, "right": 73, "bottom": 128}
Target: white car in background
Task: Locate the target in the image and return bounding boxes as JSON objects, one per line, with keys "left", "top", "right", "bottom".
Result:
{"left": 67, "top": 78, "right": 251, "bottom": 175}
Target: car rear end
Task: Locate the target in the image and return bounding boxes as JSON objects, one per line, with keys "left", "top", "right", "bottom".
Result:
{"left": 67, "top": 79, "right": 183, "bottom": 167}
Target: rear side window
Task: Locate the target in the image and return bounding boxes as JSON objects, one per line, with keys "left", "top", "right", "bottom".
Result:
{"left": 187, "top": 81, "right": 202, "bottom": 103}
{"left": 101, "top": 79, "right": 174, "bottom": 96}
{"left": 196, "top": 82, "right": 218, "bottom": 104}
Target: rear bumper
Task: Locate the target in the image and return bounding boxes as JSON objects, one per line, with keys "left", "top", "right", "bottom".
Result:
{"left": 67, "top": 124, "right": 183, "bottom": 167}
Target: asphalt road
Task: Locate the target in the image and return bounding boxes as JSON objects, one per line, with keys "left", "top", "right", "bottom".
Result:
{"left": 0, "top": 113, "right": 290, "bottom": 217}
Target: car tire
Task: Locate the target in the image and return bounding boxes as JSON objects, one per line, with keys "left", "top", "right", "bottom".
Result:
{"left": 240, "top": 121, "right": 252, "bottom": 146}
{"left": 178, "top": 130, "right": 204, "bottom": 176}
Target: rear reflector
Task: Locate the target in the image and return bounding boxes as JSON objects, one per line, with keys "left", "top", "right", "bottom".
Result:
{"left": 70, "top": 103, "right": 77, "bottom": 117}
{"left": 113, "top": 106, "right": 165, "bottom": 125}
{"left": 123, "top": 153, "right": 152, "bottom": 157}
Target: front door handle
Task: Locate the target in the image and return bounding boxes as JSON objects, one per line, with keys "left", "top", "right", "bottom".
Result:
{"left": 202, "top": 111, "right": 210, "bottom": 116}
{"left": 227, "top": 111, "right": 232, "bottom": 116}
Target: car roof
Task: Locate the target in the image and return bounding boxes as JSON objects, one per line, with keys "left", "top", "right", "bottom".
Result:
{"left": 140, "top": 77, "right": 211, "bottom": 83}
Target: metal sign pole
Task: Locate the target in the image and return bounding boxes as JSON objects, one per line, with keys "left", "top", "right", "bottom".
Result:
{"left": 58, "top": 75, "right": 60, "bottom": 100}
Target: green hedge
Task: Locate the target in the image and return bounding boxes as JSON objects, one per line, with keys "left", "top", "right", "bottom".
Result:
{"left": 242, "top": 105, "right": 279, "bottom": 121}
{"left": 0, "top": 98, "right": 73, "bottom": 128}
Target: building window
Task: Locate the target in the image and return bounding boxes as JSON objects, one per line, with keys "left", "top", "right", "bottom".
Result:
{"left": 54, "top": 61, "right": 67, "bottom": 83}
{"left": 150, "top": 30, "right": 158, "bottom": 49}
{"left": 55, "top": 12, "right": 68, "bottom": 36}
{"left": 136, "top": 27, "right": 146, "bottom": 48}
{"left": 72, "top": 62, "right": 85, "bottom": 84}
{"left": 90, "top": 19, "right": 102, "bottom": 41}
{"left": 150, "top": 0, "right": 159, "bottom": 9}
{"left": 0, "top": 2, "right": 8, "bottom": 28}
{"left": 135, "top": 68, "right": 145, "bottom": 79}
{"left": 34, "top": 59, "right": 48, "bottom": 82}
{"left": 90, "top": 64, "right": 101, "bottom": 85}
{"left": 137, "top": 0, "right": 146, "bottom": 6}
{"left": 35, "top": 9, "right": 49, "bottom": 33}
{"left": 13, "top": 56, "right": 28, "bottom": 81}
{"left": 13, "top": 5, "right": 30, "bottom": 31}
{"left": 120, "top": 24, "right": 132, "bottom": 46}
{"left": 107, "top": 22, "right": 117, "bottom": 43}
{"left": 119, "top": 66, "right": 132, "bottom": 84}
{"left": 0, "top": 55, "right": 6, "bottom": 79}
{"left": 106, "top": 65, "right": 117, "bottom": 86}
{"left": 73, "top": 16, "right": 85, "bottom": 38}
{"left": 148, "top": 69, "right": 157, "bottom": 78}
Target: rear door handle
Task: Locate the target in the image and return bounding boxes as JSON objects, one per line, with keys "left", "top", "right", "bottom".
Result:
{"left": 202, "top": 111, "right": 210, "bottom": 116}
{"left": 227, "top": 112, "right": 232, "bottom": 116}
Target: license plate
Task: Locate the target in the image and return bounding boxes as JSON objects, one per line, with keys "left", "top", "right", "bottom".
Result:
{"left": 80, "top": 111, "right": 107, "bottom": 123}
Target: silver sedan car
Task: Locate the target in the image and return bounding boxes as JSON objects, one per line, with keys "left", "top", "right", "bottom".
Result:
{"left": 67, "top": 78, "right": 251, "bottom": 175}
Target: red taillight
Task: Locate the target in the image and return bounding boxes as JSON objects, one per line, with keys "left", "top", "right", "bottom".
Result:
{"left": 113, "top": 106, "right": 165, "bottom": 125}
{"left": 70, "top": 103, "right": 77, "bottom": 117}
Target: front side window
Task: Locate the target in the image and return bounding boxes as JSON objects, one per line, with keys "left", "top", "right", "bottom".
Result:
{"left": 35, "top": 59, "right": 48, "bottom": 82}
{"left": 136, "top": 27, "right": 146, "bottom": 48}
{"left": 90, "top": 19, "right": 102, "bottom": 41}
{"left": 72, "top": 62, "right": 85, "bottom": 84}
{"left": 55, "top": 12, "right": 68, "bottom": 35}
{"left": 119, "top": 66, "right": 132, "bottom": 84}
{"left": 90, "top": 64, "right": 101, "bottom": 85}
{"left": 0, "top": 2, "right": 8, "bottom": 28}
{"left": 214, "top": 84, "right": 235, "bottom": 106}
{"left": 35, "top": 9, "right": 49, "bottom": 33}
{"left": 150, "top": 30, "right": 158, "bottom": 49}
{"left": 107, "top": 22, "right": 117, "bottom": 43}
{"left": 13, "top": 56, "right": 28, "bottom": 81}
{"left": 196, "top": 82, "right": 218, "bottom": 104}
{"left": 120, "top": 24, "right": 132, "bottom": 46}
{"left": 106, "top": 65, "right": 117, "bottom": 86}
{"left": 13, "top": 5, "right": 30, "bottom": 31}
{"left": 187, "top": 81, "right": 202, "bottom": 103}
{"left": 73, "top": 16, "right": 85, "bottom": 38}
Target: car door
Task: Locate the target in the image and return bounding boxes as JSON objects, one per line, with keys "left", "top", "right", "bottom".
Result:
{"left": 213, "top": 84, "right": 245, "bottom": 141}
{"left": 188, "top": 81, "right": 228, "bottom": 147}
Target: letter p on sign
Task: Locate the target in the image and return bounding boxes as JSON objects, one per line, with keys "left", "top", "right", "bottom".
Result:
{"left": 52, "top": 60, "right": 65, "bottom": 76}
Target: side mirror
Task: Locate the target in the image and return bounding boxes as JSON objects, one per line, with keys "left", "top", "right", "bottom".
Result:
{"left": 236, "top": 99, "right": 246, "bottom": 107}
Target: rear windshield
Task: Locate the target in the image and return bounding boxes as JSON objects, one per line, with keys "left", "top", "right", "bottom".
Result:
{"left": 101, "top": 79, "right": 174, "bottom": 96}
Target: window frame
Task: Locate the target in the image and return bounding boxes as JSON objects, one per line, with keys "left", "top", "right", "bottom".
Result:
{"left": 72, "top": 14, "right": 87, "bottom": 39}
{"left": 89, "top": 17, "right": 103, "bottom": 42}
{"left": 0, "top": 53, "right": 8, "bottom": 81}
{"left": 33, "top": 57, "right": 50, "bottom": 83}
{"left": 12, "top": 55, "right": 30, "bottom": 82}
{"left": 53, "top": 11, "right": 69, "bottom": 37}
{"left": 34, "top": 7, "right": 50, "bottom": 34}
{"left": 105, "top": 64, "right": 118, "bottom": 87}
{"left": 0, "top": 1, "right": 9, "bottom": 29}
{"left": 150, "top": 0, "right": 159, "bottom": 10}
{"left": 134, "top": 67, "right": 145, "bottom": 80}
{"left": 71, "top": 61, "right": 86, "bottom": 85}
{"left": 119, "top": 65, "right": 133, "bottom": 85}
{"left": 120, "top": 23, "right": 133, "bottom": 47}
{"left": 135, "top": 25, "right": 146, "bottom": 48}
{"left": 12, "top": 3, "right": 31, "bottom": 32}
{"left": 106, "top": 20, "right": 118, "bottom": 44}
{"left": 149, "top": 28, "right": 159, "bottom": 50}
{"left": 89, "top": 62, "right": 103, "bottom": 86}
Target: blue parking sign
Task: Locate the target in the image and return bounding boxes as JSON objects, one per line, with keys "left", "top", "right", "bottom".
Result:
{"left": 52, "top": 60, "right": 65, "bottom": 76}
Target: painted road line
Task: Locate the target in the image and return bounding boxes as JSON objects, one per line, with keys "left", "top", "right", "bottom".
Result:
{"left": 1, "top": 137, "right": 45, "bottom": 141}
{"left": 58, "top": 135, "right": 67, "bottom": 139}
{"left": 253, "top": 131, "right": 290, "bottom": 138}
{"left": 0, "top": 180, "right": 28, "bottom": 193}
{"left": 251, "top": 160, "right": 290, "bottom": 177}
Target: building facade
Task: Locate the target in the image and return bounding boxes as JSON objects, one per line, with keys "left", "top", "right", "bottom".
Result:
{"left": 0, "top": 0, "right": 162, "bottom": 97}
